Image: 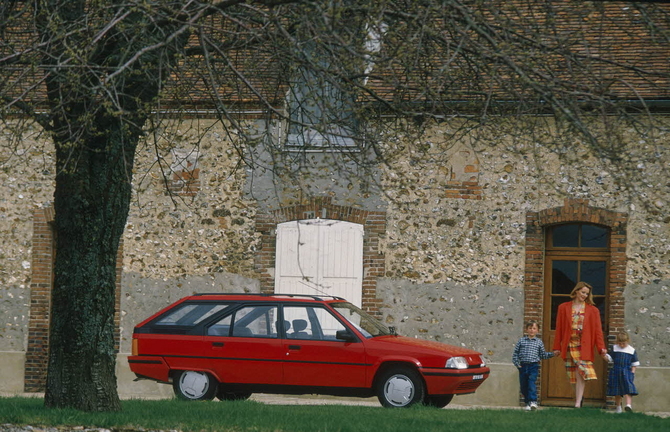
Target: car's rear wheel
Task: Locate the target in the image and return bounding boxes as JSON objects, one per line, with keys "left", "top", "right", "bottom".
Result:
{"left": 423, "top": 394, "right": 454, "bottom": 408}
{"left": 173, "top": 370, "right": 217, "bottom": 401}
{"left": 376, "top": 366, "right": 425, "bottom": 408}
{"left": 216, "top": 388, "right": 252, "bottom": 401}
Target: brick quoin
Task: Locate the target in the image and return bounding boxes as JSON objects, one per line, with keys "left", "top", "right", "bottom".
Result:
{"left": 25, "top": 206, "right": 123, "bottom": 392}
{"left": 523, "top": 198, "right": 628, "bottom": 407}
{"left": 254, "top": 197, "right": 387, "bottom": 316}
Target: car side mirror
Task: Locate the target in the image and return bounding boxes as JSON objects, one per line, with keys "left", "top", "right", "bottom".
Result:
{"left": 336, "top": 329, "right": 357, "bottom": 342}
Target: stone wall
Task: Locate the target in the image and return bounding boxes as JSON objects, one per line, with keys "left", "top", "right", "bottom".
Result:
{"left": 1, "top": 115, "right": 668, "bottom": 399}
{"left": 0, "top": 124, "right": 54, "bottom": 352}
{"left": 375, "top": 118, "right": 669, "bottom": 365}
{"left": 124, "top": 119, "right": 259, "bottom": 281}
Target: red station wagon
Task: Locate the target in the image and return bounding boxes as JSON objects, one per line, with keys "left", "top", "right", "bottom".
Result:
{"left": 129, "top": 293, "right": 490, "bottom": 408}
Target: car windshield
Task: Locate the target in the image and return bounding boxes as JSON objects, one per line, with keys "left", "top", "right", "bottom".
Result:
{"left": 331, "top": 302, "right": 391, "bottom": 338}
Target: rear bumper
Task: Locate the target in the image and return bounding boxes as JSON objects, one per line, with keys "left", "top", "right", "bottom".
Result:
{"left": 128, "top": 355, "right": 171, "bottom": 383}
{"left": 420, "top": 367, "right": 490, "bottom": 395}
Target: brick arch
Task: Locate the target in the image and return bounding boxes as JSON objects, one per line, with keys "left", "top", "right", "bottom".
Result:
{"left": 254, "top": 197, "right": 387, "bottom": 315}
{"left": 25, "top": 206, "right": 123, "bottom": 392}
{"left": 524, "top": 198, "right": 628, "bottom": 340}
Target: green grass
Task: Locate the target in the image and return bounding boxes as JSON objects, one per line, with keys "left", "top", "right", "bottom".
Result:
{"left": 0, "top": 397, "right": 667, "bottom": 432}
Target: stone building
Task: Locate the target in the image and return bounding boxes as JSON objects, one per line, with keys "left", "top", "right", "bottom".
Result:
{"left": 1, "top": 1, "right": 669, "bottom": 413}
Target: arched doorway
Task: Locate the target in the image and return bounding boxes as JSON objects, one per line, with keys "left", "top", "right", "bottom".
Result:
{"left": 542, "top": 223, "right": 610, "bottom": 406}
{"left": 254, "top": 197, "right": 387, "bottom": 315}
{"left": 523, "top": 199, "right": 628, "bottom": 408}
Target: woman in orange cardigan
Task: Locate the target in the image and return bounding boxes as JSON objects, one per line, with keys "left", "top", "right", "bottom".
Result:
{"left": 553, "top": 281, "right": 608, "bottom": 407}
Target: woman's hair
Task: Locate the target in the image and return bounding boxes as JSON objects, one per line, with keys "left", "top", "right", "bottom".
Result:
{"left": 570, "top": 281, "right": 595, "bottom": 305}
{"left": 616, "top": 331, "right": 630, "bottom": 344}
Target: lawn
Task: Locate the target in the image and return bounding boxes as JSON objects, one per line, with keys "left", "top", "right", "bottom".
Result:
{"left": 0, "top": 397, "right": 667, "bottom": 432}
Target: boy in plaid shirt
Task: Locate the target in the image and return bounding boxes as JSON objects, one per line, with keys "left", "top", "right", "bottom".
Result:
{"left": 513, "top": 320, "right": 558, "bottom": 410}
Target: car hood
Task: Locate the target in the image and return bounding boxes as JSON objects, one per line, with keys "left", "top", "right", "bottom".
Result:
{"left": 372, "top": 335, "right": 483, "bottom": 357}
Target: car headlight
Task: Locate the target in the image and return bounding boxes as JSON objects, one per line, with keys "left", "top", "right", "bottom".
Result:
{"left": 479, "top": 355, "right": 487, "bottom": 367}
{"left": 445, "top": 356, "right": 468, "bottom": 369}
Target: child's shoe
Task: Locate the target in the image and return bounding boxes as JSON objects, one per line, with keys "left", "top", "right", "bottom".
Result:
{"left": 524, "top": 404, "right": 532, "bottom": 411}
{"left": 615, "top": 405, "right": 623, "bottom": 414}
{"left": 530, "top": 402, "right": 538, "bottom": 410}
{"left": 625, "top": 405, "right": 633, "bottom": 412}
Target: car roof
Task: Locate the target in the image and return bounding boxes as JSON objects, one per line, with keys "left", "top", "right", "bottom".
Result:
{"left": 186, "top": 293, "right": 347, "bottom": 303}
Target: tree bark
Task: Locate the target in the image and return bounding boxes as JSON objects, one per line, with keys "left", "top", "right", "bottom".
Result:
{"left": 36, "top": 0, "right": 189, "bottom": 411}
{"left": 44, "top": 115, "right": 139, "bottom": 411}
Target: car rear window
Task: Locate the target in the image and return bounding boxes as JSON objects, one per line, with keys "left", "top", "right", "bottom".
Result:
{"left": 155, "top": 302, "right": 230, "bottom": 326}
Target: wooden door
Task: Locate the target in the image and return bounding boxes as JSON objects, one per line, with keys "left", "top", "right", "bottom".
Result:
{"left": 541, "top": 224, "right": 610, "bottom": 406}
{"left": 275, "top": 219, "right": 364, "bottom": 306}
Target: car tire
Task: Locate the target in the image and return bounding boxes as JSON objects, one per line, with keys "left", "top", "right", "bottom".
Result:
{"left": 423, "top": 394, "right": 454, "bottom": 408}
{"left": 173, "top": 370, "right": 217, "bottom": 401}
{"left": 216, "top": 388, "right": 252, "bottom": 401}
{"left": 376, "top": 366, "right": 425, "bottom": 408}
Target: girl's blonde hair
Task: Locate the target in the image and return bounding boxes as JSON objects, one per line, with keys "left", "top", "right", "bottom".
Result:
{"left": 616, "top": 331, "right": 630, "bottom": 344}
{"left": 570, "top": 281, "right": 595, "bottom": 305}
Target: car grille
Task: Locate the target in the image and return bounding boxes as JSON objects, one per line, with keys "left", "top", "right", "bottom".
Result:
{"left": 455, "top": 380, "right": 484, "bottom": 391}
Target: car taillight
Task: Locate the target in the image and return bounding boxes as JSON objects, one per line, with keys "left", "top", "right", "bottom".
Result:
{"left": 132, "top": 338, "right": 138, "bottom": 356}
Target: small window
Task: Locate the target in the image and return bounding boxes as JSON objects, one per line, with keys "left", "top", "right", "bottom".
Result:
{"left": 551, "top": 223, "right": 608, "bottom": 248}
{"left": 285, "top": 47, "right": 359, "bottom": 150}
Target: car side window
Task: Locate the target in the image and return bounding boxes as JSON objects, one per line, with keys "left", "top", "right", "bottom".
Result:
{"left": 230, "top": 305, "right": 278, "bottom": 338}
{"left": 155, "top": 303, "right": 229, "bottom": 326}
{"left": 207, "top": 314, "right": 231, "bottom": 336}
{"left": 283, "top": 306, "right": 346, "bottom": 341}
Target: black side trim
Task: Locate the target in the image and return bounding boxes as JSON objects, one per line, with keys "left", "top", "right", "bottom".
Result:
{"left": 135, "top": 353, "right": 371, "bottom": 367}
{"left": 422, "top": 371, "right": 490, "bottom": 378}
{"left": 128, "top": 359, "right": 163, "bottom": 364}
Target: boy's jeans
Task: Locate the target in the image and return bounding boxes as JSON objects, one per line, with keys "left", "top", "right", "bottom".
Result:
{"left": 519, "top": 362, "right": 539, "bottom": 404}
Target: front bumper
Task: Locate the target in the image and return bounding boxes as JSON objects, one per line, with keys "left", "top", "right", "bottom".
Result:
{"left": 420, "top": 366, "right": 490, "bottom": 395}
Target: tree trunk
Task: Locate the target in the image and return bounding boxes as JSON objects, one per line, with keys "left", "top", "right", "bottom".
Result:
{"left": 32, "top": 0, "right": 191, "bottom": 410}
{"left": 44, "top": 114, "right": 140, "bottom": 411}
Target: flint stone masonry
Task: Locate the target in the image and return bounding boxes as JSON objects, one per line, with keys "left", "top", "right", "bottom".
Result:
{"left": 1, "top": 125, "right": 54, "bottom": 353}
{"left": 379, "top": 120, "right": 669, "bottom": 287}
{"left": 377, "top": 279, "right": 523, "bottom": 363}
{"left": 124, "top": 120, "right": 259, "bottom": 281}
{"left": 1, "top": 116, "right": 669, "bottom": 406}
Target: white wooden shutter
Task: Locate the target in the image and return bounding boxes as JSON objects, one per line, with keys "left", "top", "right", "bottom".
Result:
{"left": 275, "top": 219, "right": 363, "bottom": 307}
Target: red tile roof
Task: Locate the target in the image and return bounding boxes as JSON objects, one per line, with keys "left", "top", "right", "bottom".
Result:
{"left": 1, "top": 1, "right": 669, "bottom": 114}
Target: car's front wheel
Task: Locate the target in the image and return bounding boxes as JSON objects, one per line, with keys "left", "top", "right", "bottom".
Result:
{"left": 173, "top": 370, "right": 217, "bottom": 401}
{"left": 376, "top": 366, "right": 425, "bottom": 408}
{"left": 423, "top": 394, "right": 454, "bottom": 408}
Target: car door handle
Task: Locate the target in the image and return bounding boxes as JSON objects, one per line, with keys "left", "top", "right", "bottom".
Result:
{"left": 288, "top": 345, "right": 301, "bottom": 350}
{"left": 212, "top": 342, "right": 224, "bottom": 347}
